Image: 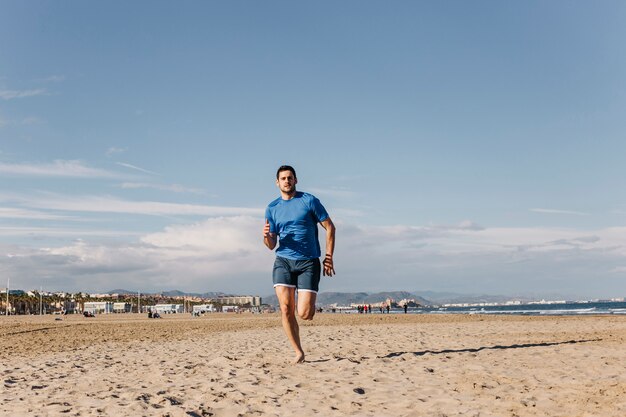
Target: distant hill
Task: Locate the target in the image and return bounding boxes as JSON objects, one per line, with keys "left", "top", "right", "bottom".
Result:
{"left": 109, "top": 289, "right": 226, "bottom": 298}
{"left": 318, "top": 292, "right": 370, "bottom": 306}
{"left": 363, "top": 291, "right": 431, "bottom": 306}
{"left": 202, "top": 292, "right": 228, "bottom": 298}
{"left": 413, "top": 291, "right": 467, "bottom": 303}
{"left": 160, "top": 290, "right": 188, "bottom": 297}
{"left": 439, "top": 294, "right": 521, "bottom": 305}
{"left": 108, "top": 289, "right": 136, "bottom": 295}
{"left": 108, "top": 288, "right": 575, "bottom": 306}
{"left": 263, "top": 291, "right": 432, "bottom": 307}
{"left": 415, "top": 291, "right": 583, "bottom": 304}
{"left": 263, "top": 289, "right": 585, "bottom": 307}
{"left": 161, "top": 290, "right": 227, "bottom": 298}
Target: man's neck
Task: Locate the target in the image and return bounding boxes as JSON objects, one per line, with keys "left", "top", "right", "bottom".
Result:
{"left": 280, "top": 190, "right": 297, "bottom": 200}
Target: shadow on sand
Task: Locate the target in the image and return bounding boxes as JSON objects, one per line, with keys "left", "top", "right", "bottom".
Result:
{"left": 377, "top": 338, "right": 602, "bottom": 359}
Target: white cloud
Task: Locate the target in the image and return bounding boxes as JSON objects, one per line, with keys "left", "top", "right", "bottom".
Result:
{"left": 531, "top": 208, "right": 590, "bottom": 216}
{"left": 0, "top": 226, "right": 140, "bottom": 238}
{"left": 333, "top": 224, "right": 626, "bottom": 295}
{"left": 3, "top": 217, "right": 626, "bottom": 296}
{"left": 0, "top": 89, "right": 47, "bottom": 100}
{"left": 11, "top": 192, "right": 263, "bottom": 217}
{"left": 1, "top": 216, "right": 271, "bottom": 292}
{"left": 0, "top": 160, "right": 125, "bottom": 178}
{"left": 116, "top": 162, "right": 159, "bottom": 175}
{"left": 35, "top": 75, "right": 65, "bottom": 83}
{"left": 106, "top": 147, "right": 127, "bottom": 156}
{"left": 119, "top": 182, "right": 206, "bottom": 195}
{"left": 0, "top": 207, "right": 73, "bottom": 220}
{"left": 142, "top": 216, "right": 259, "bottom": 252}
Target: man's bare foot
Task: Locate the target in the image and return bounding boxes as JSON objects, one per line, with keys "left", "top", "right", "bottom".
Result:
{"left": 293, "top": 351, "right": 305, "bottom": 364}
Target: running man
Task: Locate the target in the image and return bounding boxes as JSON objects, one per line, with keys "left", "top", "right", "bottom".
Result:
{"left": 263, "top": 165, "right": 336, "bottom": 364}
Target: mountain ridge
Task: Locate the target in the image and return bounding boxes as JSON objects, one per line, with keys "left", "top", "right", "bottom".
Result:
{"left": 262, "top": 291, "right": 432, "bottom": 307}
{"left": 108, "top": 289, "right": 227, "bottom": 298}
{"left": 105, "top": 289, "right": 582, "bottom": 306}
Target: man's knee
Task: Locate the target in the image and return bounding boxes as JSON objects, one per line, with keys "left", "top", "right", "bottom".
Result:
{"left": 280, "top": 303, "right": 296, "bottom": 317}
{"left": 296, "top": 291, "right": 317, "bottom": 320}
{"left": 298, "top": 309, "right": 315, "bottom": 321}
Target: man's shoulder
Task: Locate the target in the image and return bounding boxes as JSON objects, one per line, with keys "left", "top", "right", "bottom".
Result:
{"left": 267, "top": 197, "right": 282, "bottom": 208}
{"left": 297, "top": 191, "right": 318, "bottom": 202}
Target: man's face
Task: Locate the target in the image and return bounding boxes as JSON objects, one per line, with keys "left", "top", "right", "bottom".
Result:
{"left": 276, "top": 170, "right": 297, "bottom": 194}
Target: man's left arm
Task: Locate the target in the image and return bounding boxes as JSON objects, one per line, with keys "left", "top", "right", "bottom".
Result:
{"left": 320, "top": 217, "right": 335, "bottom": 276}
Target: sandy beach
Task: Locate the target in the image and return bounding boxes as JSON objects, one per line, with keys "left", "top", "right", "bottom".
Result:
{"left": 1, "top": 313, "right": 625, "bottom": 417}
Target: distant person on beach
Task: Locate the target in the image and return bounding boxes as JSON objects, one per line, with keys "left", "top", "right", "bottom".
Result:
{"left": 263, "top": 165, "right": 336, "bottom": 364}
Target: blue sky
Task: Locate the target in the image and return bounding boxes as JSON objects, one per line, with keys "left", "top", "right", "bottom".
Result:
{"left": 1, "top": 1, "right": 626, "bottom": 298}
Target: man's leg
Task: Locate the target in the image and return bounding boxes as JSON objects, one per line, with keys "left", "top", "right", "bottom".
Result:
{"left": 296, "top": 258, "right": 320, "bottom": 321}
{"left": 297, "top": 290, "right": 317, "bottom": 320}
{"left": 275, "top": 285, "right": 305, "bottom": 364}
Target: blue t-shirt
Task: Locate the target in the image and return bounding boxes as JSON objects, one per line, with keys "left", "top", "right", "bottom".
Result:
{"left": 265, "top": 191, "right": 329, "bottom": 260}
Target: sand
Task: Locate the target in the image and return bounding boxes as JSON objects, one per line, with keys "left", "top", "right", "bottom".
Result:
{"left": 1, "top": 313, "right": 625, "bottom": 417}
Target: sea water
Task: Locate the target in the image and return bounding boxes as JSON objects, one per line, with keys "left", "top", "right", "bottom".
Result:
{"left": 412, "top": 301, "right": 626, "bottom": 316}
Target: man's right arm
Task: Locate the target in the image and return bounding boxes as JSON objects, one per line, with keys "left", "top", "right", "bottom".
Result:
{"left": 263, "top": 219, "right": 277, "bottom": 250}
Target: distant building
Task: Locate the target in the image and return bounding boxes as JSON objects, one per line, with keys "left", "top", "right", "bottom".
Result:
{"left": 192, "top": 304, "right": 217, "bottom": 314}
{"left": 214, "top": 295, "right": 261, "bottom": 306}
{"left": 84, "top": 301, "right": 113, "bottom": 314}
{"left": 153, "top": 304, "right": 184, "bottom": 314}
{"left": 113, "top": 302, "right": 132, "bottom": 313}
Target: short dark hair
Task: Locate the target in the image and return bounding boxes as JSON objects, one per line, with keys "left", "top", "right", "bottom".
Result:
{"left": 276, "top": 165, "right": 297, "bottom": 179}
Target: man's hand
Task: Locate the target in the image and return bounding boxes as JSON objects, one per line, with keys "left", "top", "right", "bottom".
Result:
{"left": 323, "top": 254, "right": 335, "bottom": 277}
{"left": 263, "top": 219, "right": 273, "bottom": 238}
{"left": 263, "top": 219, "right": 276, "bottom": 250}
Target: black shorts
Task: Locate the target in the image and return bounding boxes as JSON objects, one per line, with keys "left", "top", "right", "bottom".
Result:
{"left": 272, "top": 256, "right": 321, "bottom": 293}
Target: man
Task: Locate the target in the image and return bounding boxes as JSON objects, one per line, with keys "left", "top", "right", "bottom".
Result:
{"left": 263, "top": 165, "right": 336, "bottom": 364}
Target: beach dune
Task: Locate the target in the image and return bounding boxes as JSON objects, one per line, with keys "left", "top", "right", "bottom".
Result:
{"left": 2, "top": 313, "right": 625, "bottom": 416}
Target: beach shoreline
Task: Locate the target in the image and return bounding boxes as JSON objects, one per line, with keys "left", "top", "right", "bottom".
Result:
{"left": 2, "top": 313, "right": 625, "bottom": 416}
